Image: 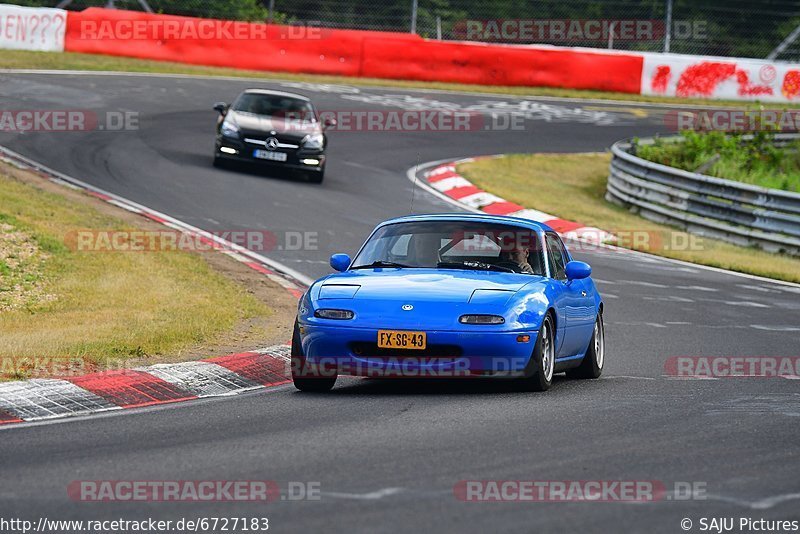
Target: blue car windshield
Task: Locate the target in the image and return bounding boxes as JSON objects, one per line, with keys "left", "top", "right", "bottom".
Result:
{"left": 351, "top": 221, "right": 546, "bottom": 275}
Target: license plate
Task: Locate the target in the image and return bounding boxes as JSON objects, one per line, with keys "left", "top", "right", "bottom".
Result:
{"left": 377, "top": 330, "right": 426, "bottom": 350}
{"left": 253, "top": 149, "right": 287, "bottom": 162}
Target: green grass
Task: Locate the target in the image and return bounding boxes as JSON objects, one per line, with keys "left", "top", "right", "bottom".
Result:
{"left": 637, "top": 131, "right": 800, "bottom": 192}
{"left": 0, "top": 215, "right": 50, "bottom": 313}
{"left": 2, "top": 49, "right": 797, "bottom": 109}
{"left": 458, "top": 153, "right": 800, "bottom": 283}
{"left": 0, "top": 167, "right": 269, "bottom": 375}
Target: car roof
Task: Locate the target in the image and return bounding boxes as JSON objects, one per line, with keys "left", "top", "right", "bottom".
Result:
{"left": 377, "top": 213, "right": 554, "bottom": 233}
{"left": 241, "top": 89, "right": 311, "bottom": 101}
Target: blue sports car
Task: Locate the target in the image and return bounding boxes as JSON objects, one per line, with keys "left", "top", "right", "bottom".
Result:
{"left": 292, "top": 213, "right": 604, "bottom": 392}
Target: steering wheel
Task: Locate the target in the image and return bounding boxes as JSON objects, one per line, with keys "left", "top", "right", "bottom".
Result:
{"left": 493, "top": 260, "right": 523, "bottom": 273}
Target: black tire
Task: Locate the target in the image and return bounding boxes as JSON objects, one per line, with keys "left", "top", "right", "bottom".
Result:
{"left": 306, "top": 168, "right": 324, "bottom": 184}
{"left": 567, "top": 312, "right": 604, "bottom": 379}
{"left": 212, "top": 155, "right": 225, "bottom": 168}
{"left": 520, "top": 314, "right": 555, "bottom": 392}
{"left": 291, "top": 321, "right": 336, "bottom": 392}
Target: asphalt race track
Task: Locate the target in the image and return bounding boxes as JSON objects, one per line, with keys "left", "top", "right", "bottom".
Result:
{"left": 1, "top": 72, "right": 799, "bottom": 533}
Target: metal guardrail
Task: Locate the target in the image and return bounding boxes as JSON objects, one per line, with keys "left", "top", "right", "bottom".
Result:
{"left": 606, "top": 135, "right": 800, "bottom": 256}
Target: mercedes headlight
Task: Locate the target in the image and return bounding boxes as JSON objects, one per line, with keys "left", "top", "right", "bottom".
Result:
{"left": 220, "top": 120, "right": 239, "bottom": 138}
{"left": 302, "top": 132, "right": 324, "bottom": 150}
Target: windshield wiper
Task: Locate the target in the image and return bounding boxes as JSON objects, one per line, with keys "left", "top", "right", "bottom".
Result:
{"left": 350, "top": 260, "right": 411, "bottom": 269}
{"left": 437, "top": 261, "right": 515, "bottom": 273}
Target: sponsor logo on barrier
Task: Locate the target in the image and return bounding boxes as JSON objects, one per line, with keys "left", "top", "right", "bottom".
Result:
{"left": 760, "top": 65, "right": 778, "bottom": 84}
{"left": 453, "top": 480, "right": 707, "bottom": 502}
{"left": 665, "top": 109, "right": 800, "bottom": 132}
{"left": 64, "top": 230, "right": 318, "bottom": 253}
{"left": 0, "top": 5, "right": 66, "bottom": 52}
{"left": 641, "top": 56, "right": 800, "bottom": 103}
{"left": 455, "top": 19, "right": 707, "bottom": 43}
{"left": 665, "top": 356, "right": 800, "bottom": 378}
{"left": 77, "top": 20, "right": 328, "bottom": 41}
{"left": 0, "top": 110, "right": 138, "bottom": 132}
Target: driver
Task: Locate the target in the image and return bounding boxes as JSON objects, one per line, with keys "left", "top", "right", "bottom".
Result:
{"left": 500, "top": 235, "right": 535, "bottom": 274}
{"left": 506, "top": 244, "right": 535, "bottom": 274}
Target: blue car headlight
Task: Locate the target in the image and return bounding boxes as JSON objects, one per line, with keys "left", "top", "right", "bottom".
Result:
{"left": 220, "top": 120, "right": 240, "bottom": 138}
{"left": 459, "top": 314, "right": 505, "bottom": 325}
{"left": 314, "top": 308, "right": 354, "bottom": 320}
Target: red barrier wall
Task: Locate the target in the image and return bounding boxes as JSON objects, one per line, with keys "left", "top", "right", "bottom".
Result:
{"left": 64, "top": 8, "right": 642, "bottom": 93}
{"left": 361, "top": 38, "right": 642, "bottom": 93}
{"left": 65, "top": 8, "right": 418, "bottom": 76}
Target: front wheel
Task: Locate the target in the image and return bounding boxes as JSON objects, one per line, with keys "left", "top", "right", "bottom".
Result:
{"left": 291, "top": 321, "right": 336, "bottom": 392}
{"left": 567, "top": 312, "right": 604, "bottom": 379}
{"left": 520, "top": 314, "right": 555, "bottom": 392}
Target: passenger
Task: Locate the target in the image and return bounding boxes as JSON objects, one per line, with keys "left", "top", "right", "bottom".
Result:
{"left": 408, "top": 233, "right": 441, "bottom": 267}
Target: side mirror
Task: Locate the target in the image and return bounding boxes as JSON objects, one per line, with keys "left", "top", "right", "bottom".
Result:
{"left": 565, "top": 260, "right": 591, "bottom": 281}
{"left": 330, "top": 253, "right": 351, "bottom": 272}
{"left": 323, "top": 117, "right": 337, "bottom": 129}
{"left": 213, "top": 102, "right": 228, "bottom": 115}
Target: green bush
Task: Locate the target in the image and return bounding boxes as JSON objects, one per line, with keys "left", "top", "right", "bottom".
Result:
{"left": 637, "top": 131, "right": 800, "bottom": 192}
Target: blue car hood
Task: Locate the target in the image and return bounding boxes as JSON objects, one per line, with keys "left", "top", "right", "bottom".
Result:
{"left": 312, "top": 269, "right": 538, "bottom": 330}
{"left": 319, "top": 269, "right": 530, "bottom": 299}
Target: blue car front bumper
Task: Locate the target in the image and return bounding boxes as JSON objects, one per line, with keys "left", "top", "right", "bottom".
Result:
{"left": 299, "top": 323, "right": 538, "bottom": 378}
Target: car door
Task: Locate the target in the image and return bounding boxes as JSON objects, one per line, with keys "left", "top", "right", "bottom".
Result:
{"left": 545, "top": 233, "right": 593, "bottom": 358}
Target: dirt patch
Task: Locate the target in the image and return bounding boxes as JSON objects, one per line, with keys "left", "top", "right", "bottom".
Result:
{"left": 0, "top": 221, "right": 55, "bottom": 312}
